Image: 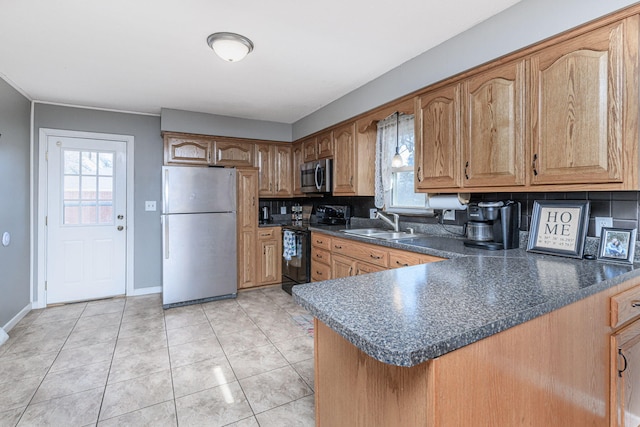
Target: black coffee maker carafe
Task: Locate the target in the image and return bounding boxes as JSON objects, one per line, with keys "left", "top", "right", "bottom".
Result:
{"left": 463, "top": 200, "right": 521, "bottom": 250}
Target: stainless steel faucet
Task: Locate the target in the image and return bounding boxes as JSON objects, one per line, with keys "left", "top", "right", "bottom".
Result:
{"left": 375, "top": 211, "right": 400, "bottom": 232}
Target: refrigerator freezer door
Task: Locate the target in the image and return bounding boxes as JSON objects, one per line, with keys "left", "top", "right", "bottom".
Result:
{"left": 162, "top": 212, "right": 237, "bottom": 306}
{"left": 162, "top": 166, "right": 236, "bottom": 214}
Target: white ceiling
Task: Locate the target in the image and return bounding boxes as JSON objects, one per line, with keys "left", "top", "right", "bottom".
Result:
{"left": 0, "top": 0, "right": 520, "bottom": 124}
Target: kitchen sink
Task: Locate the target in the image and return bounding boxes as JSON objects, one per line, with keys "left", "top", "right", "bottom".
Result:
{"left": 369, "top": 232, "right": 425, "bottom": 240}
{"left": 342, "top": 229, "right": 425, "bottom": 240}
{"left": 342, "top": 228, "right": 387, "bottom": 236}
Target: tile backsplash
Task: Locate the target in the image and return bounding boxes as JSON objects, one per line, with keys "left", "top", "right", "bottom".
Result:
{"left": 473, "top": 191, "right": 640, "bottom": 240}
{"left": 259, "top": 191, "right": 640, "bottom": 240}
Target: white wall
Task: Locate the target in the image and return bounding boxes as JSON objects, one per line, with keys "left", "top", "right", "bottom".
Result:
{"left": 0, "top": 79, "right": 31, "bottom": 327}
{"left": 292, "top": 0, "right": 640, "bottom": 139}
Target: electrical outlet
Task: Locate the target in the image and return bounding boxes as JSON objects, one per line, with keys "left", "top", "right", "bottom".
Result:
{"left": 145, "top": 201, "right": 156, "bottom": 212}
{"left": 443, "top": 209, "right": 456, "bottom": 221}
{"left": 595, "top": 216, "right": 612, "bottom": 237}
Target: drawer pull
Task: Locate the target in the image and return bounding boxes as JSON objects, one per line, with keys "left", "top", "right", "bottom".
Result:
{"left": 618, "top": 349, "right": 628, "bottom": 377}
{"left": 316, "top": 271, "right": 323, "bottom": 276}
{"left": 396, "top": 261, "right": 409, "bottom": 267}
{"left": 632, "top": 300, "right": 640, "bottom": 308}
{"left": 334, "top": 245, "right": 343, "bottom": 249}
{"left": 370, "top": 254, "right": 381, "bottom": 260}
{"left": 316, "top": 240, "right": 323, "bottom": 244}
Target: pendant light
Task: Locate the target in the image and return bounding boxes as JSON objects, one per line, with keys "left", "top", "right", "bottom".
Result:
{"left": 391, "top": 112, "right": 403, "bottom": 167}
{"left": 207, "top": 32, "right": 254, "bottom": 62}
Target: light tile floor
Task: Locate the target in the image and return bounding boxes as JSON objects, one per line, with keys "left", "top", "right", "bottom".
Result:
{"left": 0, "top": 286, "right": 315, "bottom": 426}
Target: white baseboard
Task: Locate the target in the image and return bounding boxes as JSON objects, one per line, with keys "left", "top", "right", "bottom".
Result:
{"left": 130, "top": 286, "right": 161, "bottom": 296}
{"left": 2, "top": 303, "right": 32, "bottom": 332}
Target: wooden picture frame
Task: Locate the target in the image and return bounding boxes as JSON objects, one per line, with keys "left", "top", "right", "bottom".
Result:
{"left": 597, "top": 227, "right": 636, "bottom": 264}
{"left": 527, "top": 200, "right": 590, "bottom": 259}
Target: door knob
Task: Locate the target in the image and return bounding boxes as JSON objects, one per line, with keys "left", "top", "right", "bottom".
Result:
{"left": 117, "top": 225, "right": 124, "bottom": 231}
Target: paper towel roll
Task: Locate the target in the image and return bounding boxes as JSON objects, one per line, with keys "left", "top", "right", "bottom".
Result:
{"left": 426, "top": 194, "right": 468, "bottom": 210}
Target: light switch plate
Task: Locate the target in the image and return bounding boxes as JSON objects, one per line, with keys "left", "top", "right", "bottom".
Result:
{"left": 145, "top": 201, "right": 156, "bottom": 211}
{"left": 595, "top": 216, "right": 612, "bottom": 237}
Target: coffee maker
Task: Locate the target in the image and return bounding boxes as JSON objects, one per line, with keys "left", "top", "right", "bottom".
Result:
{"left": 463, "top": 200, "right": 521, "bottom": 250}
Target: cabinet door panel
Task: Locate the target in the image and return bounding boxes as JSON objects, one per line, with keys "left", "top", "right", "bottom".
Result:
{"left": 303, "top": 137, "right": 317, "bottom": 162}
{"left": 214, "top": 140, "right": 254, "bottom": 166}
{"left": 333, "top": 123, "right": 356, "bottom": 195}
{"left": 331, "top": 254, "right": 355, "bottom": 279}
{"left": 530, "top": 21, "right": 625, "bottom": 185}
{"left": 274, "top": 145, "right": 292, "bottom": 196}
{"left": 256, "top": 144, "right": 273, "bottom": 195}
{"left": 239, "top": 230, "right": 256, "bottom": 288}
{"left": 463, "top": 60, "right": 525, "bottom": 187}
{"left": 611, "top": 319, "right": 640, "bottom": 427}
{"left": 317, "top": 131, "right": 334, "bottom": 159}
{"left": 292, "top": 141, "right": 304, "bottom": 196}
{"left": 416, "top": 84, "right": 460, "bottom": 189}
{"left": 165, "top": 137, "right": 211, "bottom": 165}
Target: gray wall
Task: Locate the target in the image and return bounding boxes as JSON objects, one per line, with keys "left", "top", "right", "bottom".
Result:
{"left": 161, "top": 108, "right": 292, "bottom": 142}
{"left": 293, "top": 0, "right": 639, "bottom": 139}
{"left": 0, "top": 80, "right": 31, "bottom": 327}
{"left": 34, "top": 104, "right": 163, "bottom": 301}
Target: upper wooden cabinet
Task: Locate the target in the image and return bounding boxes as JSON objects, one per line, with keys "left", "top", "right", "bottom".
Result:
{"left": 303, "top": 131, "right": 334, "bottom": 162}
{"left": 292, "top": 141, "right": 304, "bottom": 196}
{"left": 415, "top": 83, "right": 461, "bottom": 190}
{"left": 413, "top": 14, "right": 639, "bottom": 193}
{"left": 333, "top": 121, "right": 375, "bottom": 196}
{"left": 461, "top": 59, "right": 526, "bottom": 188}
{"left": 529, "top": 19, "right": 632, "bottom": 186}
{"left": 255, "top": 143, "right": 293, "bottom": 197}
{"left": 317, "top": 131, "right": 334, "bottom": 159}
{"left": 164, "top": 134, "right": 212, "bottom": 166}
{"left": 333, "top": 122, "right": 357, "bottom": 195}
{"left": 213, "top": 140, "right": 254, "bottom": 167}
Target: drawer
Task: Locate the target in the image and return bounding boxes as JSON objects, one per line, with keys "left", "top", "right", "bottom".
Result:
{"left": 312, "top": 261, "right": 332, "bottom": 282}
{"left": 389, "top": 250, "right": 424, "bottom": 269}
{"left": 313, "top": 247, "right": 331, "bottom": 266}
{"left": 355, "top": 261, "right": 386, "bottom": 275}
{"left": 311, "top": 232, "right": 332, "bottom": 250}
{"left": 611, "top": 285, "right": 640, "bottom": 328}
{"left": 332, "top": 237, "right": 388, "bottom": 268}
{"left": 258, "top": 227, "right": 279, "bottom": 239}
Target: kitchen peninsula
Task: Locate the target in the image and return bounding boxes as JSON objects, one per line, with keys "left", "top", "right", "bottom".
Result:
{"left": 293, "top": 229, "right": 640, "bottom": 426}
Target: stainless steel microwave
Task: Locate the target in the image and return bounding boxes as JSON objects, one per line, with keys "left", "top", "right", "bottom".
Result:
{"left": 301, "top": 159, "right": 332, "bottom": 194}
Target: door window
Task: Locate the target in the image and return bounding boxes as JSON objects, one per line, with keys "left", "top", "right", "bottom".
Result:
{"left": 62, "top": 149, "right": 114, "bottom": 225}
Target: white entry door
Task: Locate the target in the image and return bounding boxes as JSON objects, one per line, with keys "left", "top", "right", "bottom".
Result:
{"left": 46, "top": 135, "right": 127, "bottom": 304}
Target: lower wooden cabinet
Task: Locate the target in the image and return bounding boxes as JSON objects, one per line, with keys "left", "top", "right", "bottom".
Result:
{"left": 311, "top": 232, "right": 445, "bottom": 281}
{"left": 257, "top": 226, "right": 282, "bottom": 286}
{"left": 610, "top": 284, "right": 640, "bottom": 426}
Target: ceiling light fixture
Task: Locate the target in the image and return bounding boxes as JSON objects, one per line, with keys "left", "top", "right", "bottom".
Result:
{"left": 207, "top": 32, "right": 254, "bottom": 62}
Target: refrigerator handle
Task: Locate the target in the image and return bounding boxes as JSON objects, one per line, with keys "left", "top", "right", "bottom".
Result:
{"left": 163, "top": 215, "right": 170, "bottom": 259}
{"left": 163, "top": 169, "right": 169, "bottom": 213}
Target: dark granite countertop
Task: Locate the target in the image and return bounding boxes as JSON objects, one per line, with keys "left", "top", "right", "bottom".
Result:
{"left": 293, "top": 226, "right": 640, "bottom": 367}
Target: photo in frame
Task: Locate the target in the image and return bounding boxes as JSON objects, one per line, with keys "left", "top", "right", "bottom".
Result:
{"left": 597, "top": 227, "right": 636, "bottom": 265}
{"left": 527, "top": 200, "right": 590, "bottom": 259}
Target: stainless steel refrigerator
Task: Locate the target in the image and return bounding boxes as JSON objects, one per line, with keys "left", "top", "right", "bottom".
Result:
{"left": 161, "top": 166, "right": 237, "bottom": 308}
